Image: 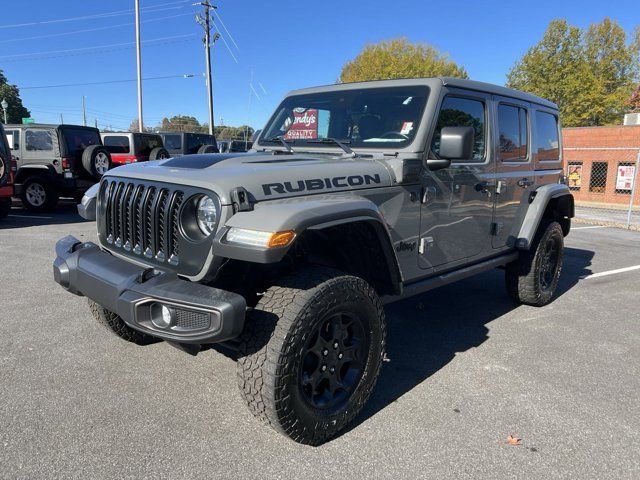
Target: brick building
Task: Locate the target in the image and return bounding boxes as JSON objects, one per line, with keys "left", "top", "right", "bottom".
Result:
{"left": 562, "top": 125, "right": 640, "bottom": 206}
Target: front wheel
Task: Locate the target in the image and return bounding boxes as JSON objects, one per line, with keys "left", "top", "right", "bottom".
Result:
{"left": 506, "top": 220, "right": 564, "bottom": 306}
{"left": 236, "top": 267, "right": 386, "bottom": 446}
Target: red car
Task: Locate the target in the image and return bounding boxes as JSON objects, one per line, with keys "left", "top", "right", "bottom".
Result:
{"left": 101, "top": 132, "right": 170, "bottom": 165}
{"left": 0, "top": 123, "right": 15, "bottom": 219}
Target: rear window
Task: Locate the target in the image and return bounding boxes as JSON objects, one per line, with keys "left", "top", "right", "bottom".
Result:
{"left": 26, "top": 130, "right": 53, "bottom": 151}
{"left": 534, "top": 111, "right": 559, "bottom": 161}
{"left": 62, "top": 128, "right": 100, "bottom": 154}
{"left": 163, "top": 134, "right": 182, "bottom": 152}
{"left": 135, "top": 135, "right": 163, "bottom": 156}
{"left": 186, "top": 134, "right": 215, "bottom": 154}
{"left": 103, "top": 135, "right": 131, "bottom": 154}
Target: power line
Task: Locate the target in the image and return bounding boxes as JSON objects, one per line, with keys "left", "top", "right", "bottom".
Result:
{"left": 0, "top": 0, "right": 191, "bottom": 29}
{"left": 0, "top": 12, "right": 194, "bottom": 44}
{"left": 21, "top": 73, "right": 196, "bottom": 90}
{"left": 0, "top": 33, "right": 196, "bottom": 60}
{"left": 0, "top": 35, "right": 198, "bottom": 63}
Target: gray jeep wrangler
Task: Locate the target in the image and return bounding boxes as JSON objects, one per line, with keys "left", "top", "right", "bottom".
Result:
{"left": 53, "top": 78, "right": 574, "bottom": 445}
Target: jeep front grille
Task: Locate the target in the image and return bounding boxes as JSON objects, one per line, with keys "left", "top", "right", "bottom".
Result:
{"left": 101, "top": 179, "right": 184, "bottom": 265}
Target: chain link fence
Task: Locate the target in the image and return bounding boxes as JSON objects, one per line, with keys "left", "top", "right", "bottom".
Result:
{"left": 565, "top": 148, "right": 640, "bottom": 230}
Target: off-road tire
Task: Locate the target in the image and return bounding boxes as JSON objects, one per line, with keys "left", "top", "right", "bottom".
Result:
{"left": 0, "top": 152, "right": 9, "bottom": 186}
{"left": 236, "top": 267, "right": 386, "bottom": 446}
{"left": 82, "top": 145, "right": 112, "bottom": 179}
{"left": 149, "top": 147, "right": 170, "bottom": 161}
{"left": 506, "top": 220, "right": 564, "bottom": 306}
{"left": 197, "top": 144, "right": 218, "bottom": 154}
{"left": 20, "top": 176, "right": 58, "bottom": 212}
{"left": 0, "top": 197, "right": 11, "bottom": 219}
{"left": 88, "top": 299, "right": 158, "bottom": 345}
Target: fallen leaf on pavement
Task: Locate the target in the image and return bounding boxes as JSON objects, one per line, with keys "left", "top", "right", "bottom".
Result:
{"left": 506, "top": 435, "right": 522, "bottom": 446}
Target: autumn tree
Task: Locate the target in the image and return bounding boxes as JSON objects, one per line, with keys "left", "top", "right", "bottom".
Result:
{"left": 339, "top": 38, "right": 468, "bottom": 83}
{"left": 507, "top": 18, "right": 639, "bottom": 126}
{"left": 0, "top": 70, "right": 30, "bottom": 124}
{"left": 128, "top": 119, "right": 153, "bottom": 133}
{"left": 626, "top": 85, "right": 640, "bottom": 113}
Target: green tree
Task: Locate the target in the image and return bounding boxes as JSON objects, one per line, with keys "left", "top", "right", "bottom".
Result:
{"left": 507, "top": 19, "right": 639, "bottom": 127}
{"left": 157, "top": 115, "right": 204, "bottom": 132}
{"left": 0, "top": 70, "right": 30, "bottom": 124}
{"left": 339, "top": 38, "right": 468, "bottom": 83}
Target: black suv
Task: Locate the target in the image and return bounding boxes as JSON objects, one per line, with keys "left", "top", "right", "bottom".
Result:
{"left": 5, "top": 124, "right": 112, "bottom": 211}
{"left": 159, "top": 132, "right": 218, "bottom": 156}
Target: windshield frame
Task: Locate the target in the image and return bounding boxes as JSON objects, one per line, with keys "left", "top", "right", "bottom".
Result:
{"left": 257, "top": 85, "right": 430, "bottom": 152}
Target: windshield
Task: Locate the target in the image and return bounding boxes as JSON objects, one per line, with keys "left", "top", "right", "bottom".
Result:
{"left": 259, "top": 86, "right": 429, "bottom": 149}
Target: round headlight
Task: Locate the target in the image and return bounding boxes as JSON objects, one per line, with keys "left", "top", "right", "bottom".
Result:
{"left": 196, "top": 195, "right": 218, "bottom": 235}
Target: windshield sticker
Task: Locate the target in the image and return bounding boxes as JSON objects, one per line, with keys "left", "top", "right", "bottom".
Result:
{"left": 400, "top": 122, "right": 414, "bottom": 135}
{"left": 284, "top": 109, "right": 318, "bottom": 140}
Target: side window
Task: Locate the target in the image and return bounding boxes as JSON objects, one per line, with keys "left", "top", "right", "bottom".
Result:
{"left": 6, "top": 130, "right": 19, "bottom": 150}
{"left": 164, "top": 134, "right": 182, "bottom": 151}
{"left": 498, "top": 104, "right": 528, "bottom": 161}
{"left": 534, "top": 111, "right": 559, "bottom": 161}
{"left": 432, "top": 96, "right": 485, "bottom": 161}
{"left": 25, "top": 130, "right": 53, "bottom": 152}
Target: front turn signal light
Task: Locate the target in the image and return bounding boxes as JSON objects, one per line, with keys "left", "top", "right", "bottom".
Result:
{"left": 225, "top": 228, "right": 296, "bottom": 248}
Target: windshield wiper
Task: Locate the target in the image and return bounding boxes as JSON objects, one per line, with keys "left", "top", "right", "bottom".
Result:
{"left": 262, "top": 136, "right": 294, "bottom": 153}
{"left": 306, "top": 138, "right": 355, "bottom": 157}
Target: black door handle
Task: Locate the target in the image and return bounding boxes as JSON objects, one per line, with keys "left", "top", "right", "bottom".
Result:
{"left": 517, "top": 178, "right": 534, "bottom": 188}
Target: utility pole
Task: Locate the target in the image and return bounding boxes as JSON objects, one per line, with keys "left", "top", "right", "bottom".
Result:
{"left": 82, "top": 95, "right": 87, "bottom": 126}
{"left": 60, "top": 113, "right": 64, "bottom": 124}
{"left": 134, "top": 0, "right": 144, "bottom": 132}
{"left": 95, "top": 118, "right": 98, "bottom": 129}
{"left": 195, "top": 2, "right": 218, "bottom": 136}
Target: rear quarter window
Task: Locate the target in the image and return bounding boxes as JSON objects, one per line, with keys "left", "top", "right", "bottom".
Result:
{"left": 534, "top": 111, "right": 560, "bottom": 161}
{"left": 26, "top": 130, "right": 53, "bottom": 151}
{"left": 163, "top": 134, "right": 182, "bottom": 152}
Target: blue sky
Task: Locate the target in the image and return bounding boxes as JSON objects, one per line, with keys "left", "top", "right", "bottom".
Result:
{"left": 1, "top": 0, "right": 638, "bottom": 131}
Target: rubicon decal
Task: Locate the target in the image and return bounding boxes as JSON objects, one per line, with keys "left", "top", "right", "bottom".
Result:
{"left": 262, "top": 174, "right": 381, "bottom": 196}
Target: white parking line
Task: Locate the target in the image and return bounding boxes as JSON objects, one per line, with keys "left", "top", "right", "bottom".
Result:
{"left": 572, "top": 226, "right": 607, "bottom": 230}
{"left": 582, "top": 265, "right": 640, "bottom": 280}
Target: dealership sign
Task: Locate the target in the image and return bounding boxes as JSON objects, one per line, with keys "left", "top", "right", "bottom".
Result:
{"left": 284, "top": 108, "right": 318, "bottom": 140}
{"left": 616, "top": 164, "right": 636, "bottom": 191}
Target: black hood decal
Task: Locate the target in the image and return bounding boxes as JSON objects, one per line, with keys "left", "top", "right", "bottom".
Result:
{"left": 161, "top": 152, "right": 262, "bottom": 169}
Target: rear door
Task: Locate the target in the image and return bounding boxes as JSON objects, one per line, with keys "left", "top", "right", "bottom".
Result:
{"left": 491, "top": 96, "right": 535, "bottom": 248}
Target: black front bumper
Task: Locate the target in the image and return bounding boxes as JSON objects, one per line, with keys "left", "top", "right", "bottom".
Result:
{"left": 52, "top": 236, "right": 246, "bottom": 344}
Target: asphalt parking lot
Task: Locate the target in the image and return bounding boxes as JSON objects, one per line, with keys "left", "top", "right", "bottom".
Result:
{"left": 1, "top": 202, "right": 639, "bottom": 479}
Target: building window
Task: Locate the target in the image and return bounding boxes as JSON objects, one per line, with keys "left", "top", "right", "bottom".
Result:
{"left": 498, "top": 104, "right": 528, "bottom": 161}
{"left": 567, "top": 162, "right": 583, "bottom": 191}
{"left": 615, "top": 162, "right": 636, "bottom": 194}
{"left": 589, "top": 162, "right": 608, "bottom": 193}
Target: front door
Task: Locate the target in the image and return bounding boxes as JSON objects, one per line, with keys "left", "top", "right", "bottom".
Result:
{"left": 418, "top": 90, "right": 495, "bottom": 270}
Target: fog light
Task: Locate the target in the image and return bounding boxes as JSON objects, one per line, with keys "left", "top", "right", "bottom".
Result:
{"left": 151, "top": 303, "right": 174, "bottom": 329}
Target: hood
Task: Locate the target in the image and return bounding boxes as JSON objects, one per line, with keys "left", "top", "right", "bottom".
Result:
{"left": 104, "top": 152, "right": 393, "bottom": 204}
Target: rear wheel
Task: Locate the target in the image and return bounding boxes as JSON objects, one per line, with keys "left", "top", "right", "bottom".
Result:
{"left": 82, "top": 145, "right": 112, "bottom": 179}
{"left": 20, "top": 176, "right": 58, "bottom": 212}
{"left": 88, "top": 300, "right": 158, "bottom": 345}
{"left": 237, "top": 267, "right": 386, "bottom": 445}
{"left": 505, "top": 220, "right": 564, "bottom": 306}
{"left": 149, "top": 147, "right": 170, "bottom": 160}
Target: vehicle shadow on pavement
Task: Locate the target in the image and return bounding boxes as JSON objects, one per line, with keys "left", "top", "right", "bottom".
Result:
{"left": 344, "top": 247, "right": 594, "bottom": 435}
{"left": 0, "top": 200, "right": 89, "bottom": 230}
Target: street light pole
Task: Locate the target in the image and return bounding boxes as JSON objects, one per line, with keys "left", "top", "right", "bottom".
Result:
{"left": 1, "top": 99, "right": 7, "bottom": 124}
{"left": 134, "top": 0, "right": 144, "bottom": 132}
{"left": 195, "top": 2, "right": 218, "bottom": 136}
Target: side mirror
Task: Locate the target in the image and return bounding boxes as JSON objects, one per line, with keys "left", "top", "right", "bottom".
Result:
{"left": 426, "top": 126, "right": 475, "bottom": 171}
